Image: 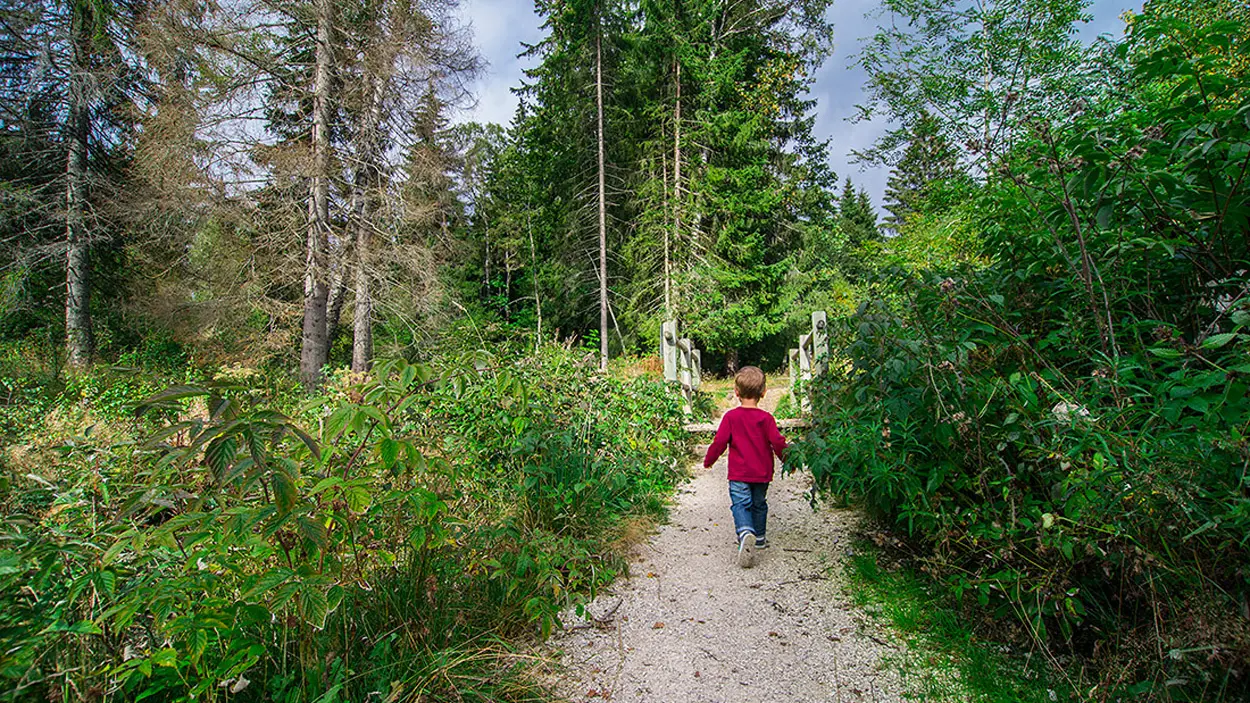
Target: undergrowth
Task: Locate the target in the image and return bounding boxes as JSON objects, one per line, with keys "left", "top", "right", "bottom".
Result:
{"left": 791, "top": 5, "right": 1250, "bottom": 699}
{"left": 0, "top": 345, "right": 688, "bottom": 702}
{"left": 846, "top": 538, "right": 1076, "bottom": 702}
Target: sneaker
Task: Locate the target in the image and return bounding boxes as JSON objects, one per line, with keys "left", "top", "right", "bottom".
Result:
{"left": 755, "top": 536, "right": 768, "bottom": 549}
{"left": 737, "top": 532, "right": 756, "bottom": 568}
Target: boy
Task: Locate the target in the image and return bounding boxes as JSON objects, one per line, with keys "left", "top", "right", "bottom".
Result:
{"left": 703, "top": 366, "right": 786, "bottom": 568}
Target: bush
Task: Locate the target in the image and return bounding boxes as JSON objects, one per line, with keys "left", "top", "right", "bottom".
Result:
{"left": 0, "top": 346, "right": 687, "bottom": 701}
{"left": 791, "top": 5, "right": 1250, "bottom": 698}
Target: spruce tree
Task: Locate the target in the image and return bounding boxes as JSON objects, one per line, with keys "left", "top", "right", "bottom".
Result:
{"left": 881, "top": 113, "right": 962, "bottom": 234}
{"left": 836, "top": 178, "right": 880, "bottom": 250}
{"left": 0, "top": 0, "right": 148, "bottom": 366}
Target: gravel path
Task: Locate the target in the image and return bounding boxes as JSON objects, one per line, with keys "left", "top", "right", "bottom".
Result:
{"left": 550, "top": 400, "right": 908, "bottom": 702}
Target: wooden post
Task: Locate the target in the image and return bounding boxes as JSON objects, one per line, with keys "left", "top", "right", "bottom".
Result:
{"left": 798, "top": 333, "right": 812, "bottom": 414}
{"left": 811, "top": 311, "right": 828, "bottom": 376}
{"left": 691, "top": 349, "right": 701, "bottom": 390}
{"left": 662, "top": 320, "right": 677, "bottom": 382}
{"left": 788, "top": 348, "right": 799, "bottom": 398}
{"left": 679, "top": 337, "right": 693, "bottom": 414}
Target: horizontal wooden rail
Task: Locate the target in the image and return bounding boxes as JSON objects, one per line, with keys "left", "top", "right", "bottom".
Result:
{"left": 662, "top": 330, "right": 693, "bottom": 355}
{"left": 684, "top": 418, "right": 811, "bottom": 433}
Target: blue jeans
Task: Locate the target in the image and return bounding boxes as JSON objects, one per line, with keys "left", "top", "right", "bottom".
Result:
{"left": 729, "top": 481, "right": 768, "bottom": 541}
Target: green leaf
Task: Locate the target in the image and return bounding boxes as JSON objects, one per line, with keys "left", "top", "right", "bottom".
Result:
{"left": 135, "top": 385, "right": 211, "bottom": 415}
{"left": 1200, "top": 332, "right": 1239, "bottom": 350}
{"left": 288, "top": 424, "right": 321, "bottom": 461}
{"left": 310, "top": 684, "right": 344, "bottom": 703}
{"left": 151, "top": 647, "right": 178, "bottom": 667}
{"left": 300, "top": 587, "right": 329, "bottom": 630}
{"left": 379, "top": 438, "right": 399, "bottom": 469}
{"left": 204, "top": 436, "right": 237, "bottom": 476}
{"left": 0, "top": 550, "right": 22, "bottom": 575}
{"left": 45, "top": 619, "right": 103, "bottom": 635}
{"left": 326, "top": 585, "right": 344, "bottom": 613}
{"left": 1183, "top": 520, "right": 1217, "bottom": 540}
{"left": 344, "top": 486, "right": 371, "bottom": 513}
{"left": 308, "top": 476, "right": 344, "bottom": 496}
{"left": 190, "top": 628, "right": 208, "bottom": 663}
{"left": 1147, "top": 347, "right": 1183, "bottom": 359}
{"left": 272, "top": 471, "right": 297, "bottom": 515}
{"left": 96, "top": 570, "right": 116, "bottom": 597}
{"left": 1095, "top": 204, "right": 1112, "bottom": 229}
{"left": 358, "top": 405, "right": 388, "bottom": 427}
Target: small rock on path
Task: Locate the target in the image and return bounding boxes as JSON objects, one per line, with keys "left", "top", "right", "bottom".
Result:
{"left": 550, "top": 401, "right": 907, "bottom": 702}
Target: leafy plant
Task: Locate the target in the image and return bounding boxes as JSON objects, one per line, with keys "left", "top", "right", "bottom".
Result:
{"left": 794, "top": 2, "right": 1250, "bottom": 698}
{"left": 0, "top": 347, "right": 687, "bottom": 701}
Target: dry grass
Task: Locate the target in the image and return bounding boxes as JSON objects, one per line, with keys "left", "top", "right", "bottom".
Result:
{"left": 609, "top": 354, "right": 664, "bottom": 381}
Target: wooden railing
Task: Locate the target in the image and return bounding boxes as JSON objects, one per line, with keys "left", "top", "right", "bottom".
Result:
{"left": 661, "top": 319, "right": 701, "bottom": 414}
{"left": 787, "top": 311, "right": 828, "bottom": 415}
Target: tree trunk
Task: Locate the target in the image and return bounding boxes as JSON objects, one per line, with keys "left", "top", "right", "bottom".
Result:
{"left": 726, "top": 348, "right": 739, "bottom": 375}
{"left": 596, "top": 22, "right": 608, "bottom": 371}
{"left": 670, "top": 57, "right": 681, "bottom": 321}
{"left": 325, "top": 252, "right": 349, "bottom": 343}
{"left": 65, "top": 1, "right": 93, "bottom": 368}
{"left": 300, "top": 0, "right": 334, "bottom": 389}
{"left": 662, "top": 147, "right": 670, "bottom": 319}
{"left": 351, "top": 45, "right": 389, "bottom": 372}
{"left": 351, "top": 221, "right": 373, "bottom": 372}
{"left": 483, "top": 213, "right": 490, "bottom": 301}
{"left": 528, "top": 209, "right": 542, "bottom": 349}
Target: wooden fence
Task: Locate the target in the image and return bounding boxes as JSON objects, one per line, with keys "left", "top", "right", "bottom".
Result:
{"left": 788, "top": 311, "right": 828, "bottom": 415}
{"left": 661, "top": 319, "right": 701, "bottom": 414}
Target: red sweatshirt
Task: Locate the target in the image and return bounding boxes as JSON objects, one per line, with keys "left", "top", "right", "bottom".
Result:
{"left": 702, "top": 406, "right": 787, "bottom": 483}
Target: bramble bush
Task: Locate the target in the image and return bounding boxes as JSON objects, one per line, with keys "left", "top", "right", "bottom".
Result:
{"left": 791, "top": 5, "right": 1250, "bottom": 699}
{"left": 0, "top": 346, "right": 686, "bottom": 701}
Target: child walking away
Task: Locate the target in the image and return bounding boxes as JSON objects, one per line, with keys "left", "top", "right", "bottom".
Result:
{"left": 703, "top": 366, "right": 787, "bottom": 568}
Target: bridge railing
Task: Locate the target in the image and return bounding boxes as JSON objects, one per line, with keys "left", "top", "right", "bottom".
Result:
{"left": 788, "top": 311, "right": 828, "bottom": 415}
{"left": 661, "top": 319, "right": 701, "bottom": 415}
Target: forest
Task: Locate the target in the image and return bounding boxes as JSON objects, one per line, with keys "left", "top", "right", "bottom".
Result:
{"left": 0, "top": 0, "right": 1247, "bottom": 700}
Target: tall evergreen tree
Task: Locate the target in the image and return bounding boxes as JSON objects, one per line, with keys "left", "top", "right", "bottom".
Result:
{"left": 512, "top": 0, "right": 632, "bottom": 352}
{"left": 0, "top": 0, "right": 148, "bottom": 367}
{"left": 508, "top": 0, "right": 836, "bottom": 363}
{"left": 837, "top": 178, "right": 879, "bottom": 250}
{"left": 881, "top": 113, "right": 962, "bottom": 233}
{"left": 660, "top": 0, "right": 835, "bottom": 368}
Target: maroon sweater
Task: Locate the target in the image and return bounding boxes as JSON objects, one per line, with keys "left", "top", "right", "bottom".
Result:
{"left": 702, "top": 406, "right": 787, "bottom": 483}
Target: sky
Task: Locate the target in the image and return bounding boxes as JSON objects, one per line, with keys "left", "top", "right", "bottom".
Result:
{"left": 453, "top": 0, "right": 1141, "bottom": 212}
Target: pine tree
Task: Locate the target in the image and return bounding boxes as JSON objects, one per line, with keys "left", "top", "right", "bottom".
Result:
{"left": 881, "top": 113, "right": 962, "bottom": 234}
{"left": 833, "top": 178, "right": 878, "bottom": 250}
{"left": 0, "top": 0, "right": 148, "bottom": 367}
{"left": 493, "top": 0, "right": 837, "bottom": 362}
{"left": 663, "top": 0, "right": 835, "bottom": 368}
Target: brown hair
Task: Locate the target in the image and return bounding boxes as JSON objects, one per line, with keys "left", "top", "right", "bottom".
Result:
{"left": 734, "top": 366, "right": 766, "bottom": 400}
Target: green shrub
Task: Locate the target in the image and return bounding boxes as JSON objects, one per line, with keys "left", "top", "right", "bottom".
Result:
{"left": 791, "top": 5, "right": 1250, "bottom": 698}
{"left": 0, "top": 346, "right": 687, "bottom": 701}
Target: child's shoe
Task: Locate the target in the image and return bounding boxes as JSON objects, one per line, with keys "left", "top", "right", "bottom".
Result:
{"left": 737, "top": 532, "right": 756, "bottom": 568}
{"left": 755, "top": 536, "right": 768, "bottom": 549}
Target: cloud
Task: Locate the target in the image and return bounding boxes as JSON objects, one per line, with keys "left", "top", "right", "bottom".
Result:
{"left": 455, "top": 0, "right": 544, "bottom": 127}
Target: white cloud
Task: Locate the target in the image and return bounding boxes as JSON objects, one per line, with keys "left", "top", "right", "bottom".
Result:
{"left": 456, "top": 0, "right": 544, "bottom": 128}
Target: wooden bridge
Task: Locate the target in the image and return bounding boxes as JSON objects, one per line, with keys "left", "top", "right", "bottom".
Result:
{"left": 662, "top": 312, "right": 828, "bottom": 433}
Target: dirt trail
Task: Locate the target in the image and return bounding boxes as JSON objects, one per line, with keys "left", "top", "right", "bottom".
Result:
{"left": 551, "top": 391, "right": 906, "bottom": 702}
